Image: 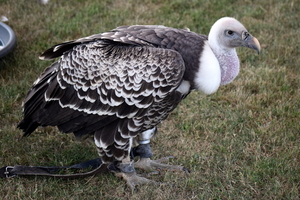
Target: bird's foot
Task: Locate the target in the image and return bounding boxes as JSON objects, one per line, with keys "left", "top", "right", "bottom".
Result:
{"left": 114, "top": 171, "right": 159, "bottom": 191}
{"left": 134, "top": 157, "right": 190, "bottom": 173}
{"left": 109, "top": 161, "right": 160, "bottom": 191}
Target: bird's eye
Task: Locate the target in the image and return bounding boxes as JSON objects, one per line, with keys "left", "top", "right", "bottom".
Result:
{"left": 227, "top": 30, "right": 234, "bottom": 35}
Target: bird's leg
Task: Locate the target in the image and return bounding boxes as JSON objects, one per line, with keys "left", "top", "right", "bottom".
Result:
{"left": 131, "top": 127, "right": 189, "bottom": 173}
{"left": 106, "top": 132, "right": 158, "bottom": 190}
{"left": 112, "top": 155, "right": 157, "bottom": 190}
{"left": 111, "top": 128, "right": 188, "bottom": 190}
{"left": 132, "top": 143, "right": 189, "bottom": 173}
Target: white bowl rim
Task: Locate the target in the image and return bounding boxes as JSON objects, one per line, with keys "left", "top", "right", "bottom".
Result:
{"left": 0, "top": 21, "right": 17, "bottom": 58}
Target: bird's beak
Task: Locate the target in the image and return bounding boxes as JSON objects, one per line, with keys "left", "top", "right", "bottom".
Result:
{"left": 246, "top": 35, "right": 261, "bottom": 54}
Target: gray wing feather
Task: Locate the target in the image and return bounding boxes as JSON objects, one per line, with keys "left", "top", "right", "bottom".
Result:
{"left": 39, "top": 25, "right": 200, "bottom": 60}
{"left": 48, "top": 40, "right": 185, "bottom": 118}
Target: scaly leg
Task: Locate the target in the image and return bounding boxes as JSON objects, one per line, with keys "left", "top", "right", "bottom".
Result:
{"left": 112, "top": 128, "right": 189, "bottom": 190}
{"left": 132, "top": 143, "right": 190, "bottom": 173}
{"left": 112, "top": 155, "right": 158, "bottom": 190}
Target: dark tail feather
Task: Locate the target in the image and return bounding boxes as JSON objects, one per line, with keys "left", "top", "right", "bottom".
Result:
{"left": 17, "top": 118, "right": 40, "bottom": 137}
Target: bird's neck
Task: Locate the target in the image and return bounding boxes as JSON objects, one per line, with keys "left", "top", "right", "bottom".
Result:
{"left": 209, "top": 43, "right": 240, "bottom": 85}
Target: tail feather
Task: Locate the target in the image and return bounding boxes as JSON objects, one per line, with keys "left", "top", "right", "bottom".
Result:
{"left": 18, "top": 63, "right": 59, "bottom": 136}
{"left": 17, "top": 118, "right": 40, "bottom": 137}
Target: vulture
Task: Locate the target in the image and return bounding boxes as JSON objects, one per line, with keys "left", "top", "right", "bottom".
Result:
{"left": 18, "top": 17, "right": 260, "bottom": 189}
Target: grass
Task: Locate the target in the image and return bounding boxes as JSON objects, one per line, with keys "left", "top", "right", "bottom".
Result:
{"left": 0, "top": 0, "right": 299, "bottom": 199}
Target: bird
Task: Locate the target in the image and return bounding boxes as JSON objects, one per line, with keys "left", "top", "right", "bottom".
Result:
{"left": 18, "top": 17, "right": 260, "bottom": 189}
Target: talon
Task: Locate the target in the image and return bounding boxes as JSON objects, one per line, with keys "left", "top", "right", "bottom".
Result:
{"left": 183, "top": 167, "right": 190, "bottom": 173}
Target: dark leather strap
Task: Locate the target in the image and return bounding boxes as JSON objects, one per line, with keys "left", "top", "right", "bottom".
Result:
{"left": 0, "top": 146, "right": 143, "bottom": 179}
{"left": 0, "top": 158, "right": 109, "bottom": 179}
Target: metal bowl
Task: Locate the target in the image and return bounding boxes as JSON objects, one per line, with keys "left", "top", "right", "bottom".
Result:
{"left": 0, "top": 22, "right": 17, "bottom": 58}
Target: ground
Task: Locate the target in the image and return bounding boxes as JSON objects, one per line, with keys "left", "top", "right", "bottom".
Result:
{"left": 0, "top": 0, "right": 299, "bottom": 199}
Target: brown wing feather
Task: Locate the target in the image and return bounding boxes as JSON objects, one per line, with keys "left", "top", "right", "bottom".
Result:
{"left": 19, "top": 39, "right": 185, "bottom": 161}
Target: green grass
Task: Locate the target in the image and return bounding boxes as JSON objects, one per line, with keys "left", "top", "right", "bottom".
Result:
{"left": 0, "top": 0, "right": 299, "bottom": 199}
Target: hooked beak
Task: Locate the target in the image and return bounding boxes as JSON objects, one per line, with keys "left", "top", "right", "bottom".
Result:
{"left": 245, "top": 35, "right": 261, "bottom": 54}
